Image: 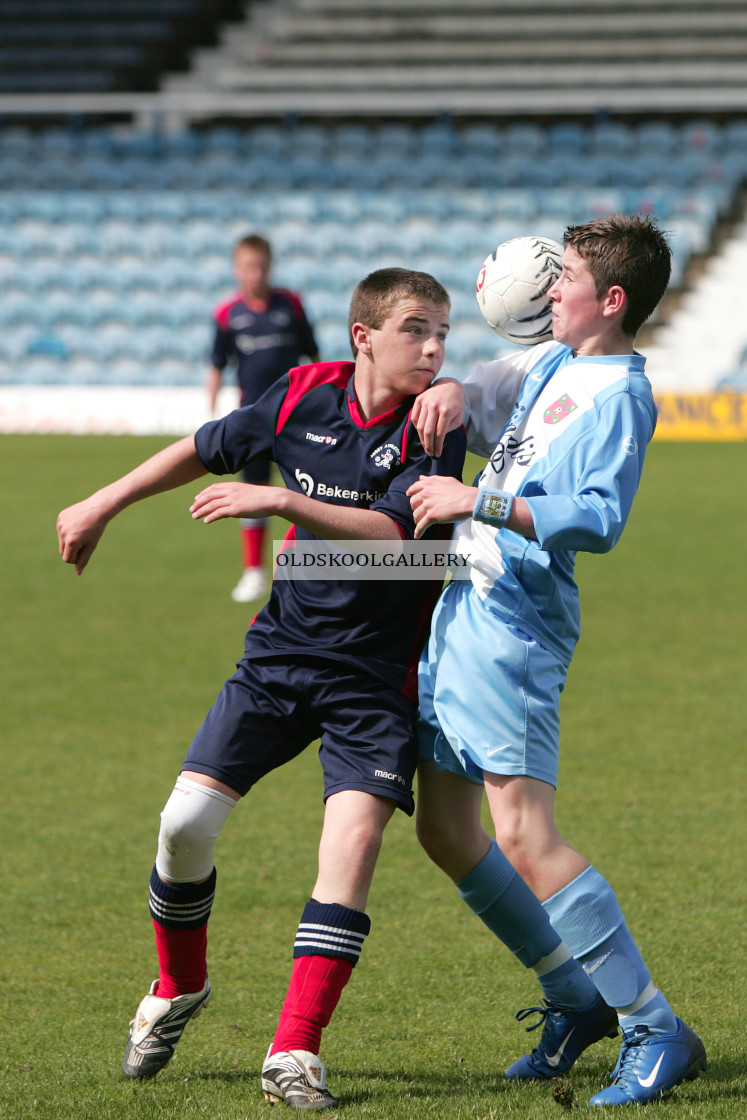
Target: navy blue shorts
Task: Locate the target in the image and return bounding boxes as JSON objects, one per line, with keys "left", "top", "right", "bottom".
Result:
{"left": 183, "top": 653, "right": 417, "bottom": 813}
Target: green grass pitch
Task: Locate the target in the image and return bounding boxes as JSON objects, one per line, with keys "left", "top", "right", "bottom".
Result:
{"left": 1, "top": 434, "right": 745, "bottom": 1119}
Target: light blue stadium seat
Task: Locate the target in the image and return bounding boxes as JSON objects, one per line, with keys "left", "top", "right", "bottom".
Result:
{"left": 26, "top": 332, "right": 69, "bottom": 361}
{"left": 374, "top": 122, "right": 418, "bottom": 155}
{"left": 202, "top": 125, "right": 244, "bottom": 154}
{"left": 163, "top": 130, "right": 203, "bottom": 159}
{"left": 80, "top": 155, "right": 131, "bottom": 190}
{"left": 134, "top": 357, "right": 177, "bottom": 386}
{"left": 548, "top": 121, "right": 589, "bottom": 153}
{"left": 420, "top": 119, "right": 458, "bottom": 156}
{"left": 0, "top": 328, "right": 35, "bottom": 362}
{"left": 636, "top": 120, "right": 680, "bottom": 155}
{"left": 333, "top": 157, "right": 386, "bottom": 192}
{"left": 23, "top": 355, "right": 75, "bottom": 384}
{"left": 589, "top": 121, "right": 635, "bottom": 155}
{"left": 79, "top": 127, "right": 117, "bottom": 157}
{"left": 669, "top": 215, "right": 710, "bottom": 255}
{"left": 61, "top": 191, "right": 107, "bottom": 224}
{"left": 459, "top": 123, "right": 504, "bottom": 158}
{"left": 170, "top": 290, "right": 212, "bottom": 324}
{"left": 489, "top": 189, "right": 537, "bottom": 222}
{"left": 246, "top": 124, "right": 287, "bottom": 158}
{"left": 316, "top": 320, "right": 351, "bottom": 361}
{"left": 330, "top": 122, "right": 372, "bottom": 157}
{"left": 579, "top": 188, "right": 628, "bottom": 219}
{"left": 0, "top": 193, "right": 21, "bottom": 224}
{"left": 143, "top": 191, "right": 192, "bottom": 223}
{"left": 122, "top": 131, "right": 164, "bottom": 159}
{"left": 0, "top": 126, "right": 35, "bottom": 157}
{"left": 0, "top": 226, "right": 24, "bottom": 255}
{"left": 291, "top": 123, "right": 330, "bottom": 156}
{"left": 17, "top": 192, "right": 63, "bottom": 222}
{"left": 287, "top": 156, "right": 340, "bottom": 190}
{"left": 504, "top": 122, "right": 546, "bottom": 157}
{"left": 143, "top": 257, "right": 191, "bottom": 292}
{"left": 303, "top": 287, "right": 342, "bottom": 324}
{"left": 274, "top": 193, "right": 321, "bottom": 223}
{"left": 680, "top": 119, "right": 723, "bottom": 155}
{"left": 183, "top": 192, "right": 236, "bottom": 222}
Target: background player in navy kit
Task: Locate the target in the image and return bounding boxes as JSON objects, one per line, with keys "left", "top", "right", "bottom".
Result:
{"left": 206, "top": 234, "right": 319, "bottom": 604}
{"left": 57, "top": 268, "right": 465, "bottom": 1110}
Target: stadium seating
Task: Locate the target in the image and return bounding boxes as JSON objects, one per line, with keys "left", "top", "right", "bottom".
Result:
{"left": 0, "top": 0, "right": 243, "bottom": 93}
{"left": 1, "top": 115, "right": 746, "bottom": 390}
{"left": 164, "top": 0, "right": 747, "bottom": 118}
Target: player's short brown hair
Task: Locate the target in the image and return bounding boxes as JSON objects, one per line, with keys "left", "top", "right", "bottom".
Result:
{"left": 234, "top": 233, "right": 272, "bottom": 259}
{"left": 563, "top": 214, "right": 671, "bottom": 338}
{"left": 348, "top": 268, "right": 450, "bottom": 356}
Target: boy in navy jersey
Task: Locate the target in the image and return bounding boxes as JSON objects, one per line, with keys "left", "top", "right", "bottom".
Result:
{"left": 206, "top": 234, "right": 319, "bottom": 604}
{"left": 57, "top": 268, "right": 465, "bottom": 1109}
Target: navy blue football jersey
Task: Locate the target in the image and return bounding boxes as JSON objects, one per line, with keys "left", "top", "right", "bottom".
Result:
{"left": 194, "top": 361, "right": 467, "bottom": 698}
{"left": 210, "top": 288, "right": 319, "bottom": 406}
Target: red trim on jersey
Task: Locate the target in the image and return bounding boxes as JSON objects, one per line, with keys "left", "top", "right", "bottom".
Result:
{"left": 213, "top": 294, "right": 244, "bottom": 331}
{"left": 214, "top": 287, "right": 304, "bottom": 329}
{"left": 275, "top": 361, "right": 354, "bottom": 435}
{"left": 274, "top": 287, "right": 306, "bottom": 318}
{"left": 400, "top": 410, "right": 413, "bottom": 464}
{"left": 346, "top": 382, "right": 410, "bottom": 430}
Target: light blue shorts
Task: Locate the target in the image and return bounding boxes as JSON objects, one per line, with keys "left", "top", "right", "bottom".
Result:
{"left": 418, "top": 580, "right": 567, "bottom": 788}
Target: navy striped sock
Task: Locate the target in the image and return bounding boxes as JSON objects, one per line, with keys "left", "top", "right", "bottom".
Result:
{"left": 148, "top": 865, "right": 216, "bottom": 930}
{"left": 293, "top": 899, "right": 371, "bottom": 966}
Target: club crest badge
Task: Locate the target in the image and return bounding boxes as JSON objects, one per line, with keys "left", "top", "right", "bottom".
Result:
{"left": 370, "top": 442, "right": 401, "bottom": 470}
{"left": 543, "top": 394, "right": 578, "bottom": 425}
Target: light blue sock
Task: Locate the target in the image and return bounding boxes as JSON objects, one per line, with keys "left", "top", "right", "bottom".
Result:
{"left": 543, "top": 866, "right": 677, "bottom": 1035}
{"left": 457, "top": 841, "right": 597, "bottom": 1008}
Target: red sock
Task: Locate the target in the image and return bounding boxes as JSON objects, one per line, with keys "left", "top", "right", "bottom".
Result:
{"left": 270, "top": 956, "right": 353, "bottom": 1056}
{"left": 153, "top": 922, "right": 208, "bottom": 999}
{"left": 241, "top": 524, "right": 266, "bottom": 570}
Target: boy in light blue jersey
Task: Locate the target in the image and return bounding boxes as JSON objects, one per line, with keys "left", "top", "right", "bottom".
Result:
{"left": 408, "top": 215, "right": 706, "bottom": 1107}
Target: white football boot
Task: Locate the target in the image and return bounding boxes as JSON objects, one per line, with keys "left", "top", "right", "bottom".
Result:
{"left": 261, "top": 1048, "right": 339, "bottom": 1110}
{"left": 122, "top": 978, "right": 211, "bottom": 1078}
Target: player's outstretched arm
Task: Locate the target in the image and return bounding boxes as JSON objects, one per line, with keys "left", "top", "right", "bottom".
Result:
{"left": 58, "top": 435, "right": 208, "bottom": 574}
{"left": 191, "top": 481, "right": 401, "bottom": 540}
{"left": 410, "top": 378, "right": 466, "bottom": 458}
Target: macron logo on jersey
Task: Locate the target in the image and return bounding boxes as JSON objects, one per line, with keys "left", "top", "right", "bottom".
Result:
{"left": 306, "top": 431, "right": 339, "bottom": 446}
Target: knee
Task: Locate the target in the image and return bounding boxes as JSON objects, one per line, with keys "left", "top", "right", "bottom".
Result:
{"left": 156, "top": 775, "right": 236, "bottom": 883}
{"left": 416, "top": 807, "right": 486, "bottom": 881}
{"left": 491, "top": 813, "right": 544, "bottom": 884}
{"left": 344, "top": 817, "right": 385, "bottom": 866}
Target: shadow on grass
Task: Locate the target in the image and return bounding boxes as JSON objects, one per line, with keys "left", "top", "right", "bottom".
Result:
{"left": 173, "top": 1054, "right": 741, "bottom": 1108}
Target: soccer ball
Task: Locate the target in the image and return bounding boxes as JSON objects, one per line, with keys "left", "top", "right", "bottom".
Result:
{"left": 476, "top": 235, "right": 563, "bottom": 345}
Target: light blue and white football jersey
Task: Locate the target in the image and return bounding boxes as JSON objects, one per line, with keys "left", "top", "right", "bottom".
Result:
{"left": 453, "top": 341, "right": 657, "bottom": 663}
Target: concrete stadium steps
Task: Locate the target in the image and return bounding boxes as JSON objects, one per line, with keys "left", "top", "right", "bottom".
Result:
{"left": 643, "top": 222, "right": 747, "bottom": 392}
{"left": 165, "top": 0, "right": 747, "bottom": 113}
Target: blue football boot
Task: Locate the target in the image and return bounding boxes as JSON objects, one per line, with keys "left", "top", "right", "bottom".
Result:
{"left": 505, "top": 995, "right": 618, "bottom": 1080}
{"left": 589, "top": 1017, "right": 706, "bottom": 1105}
